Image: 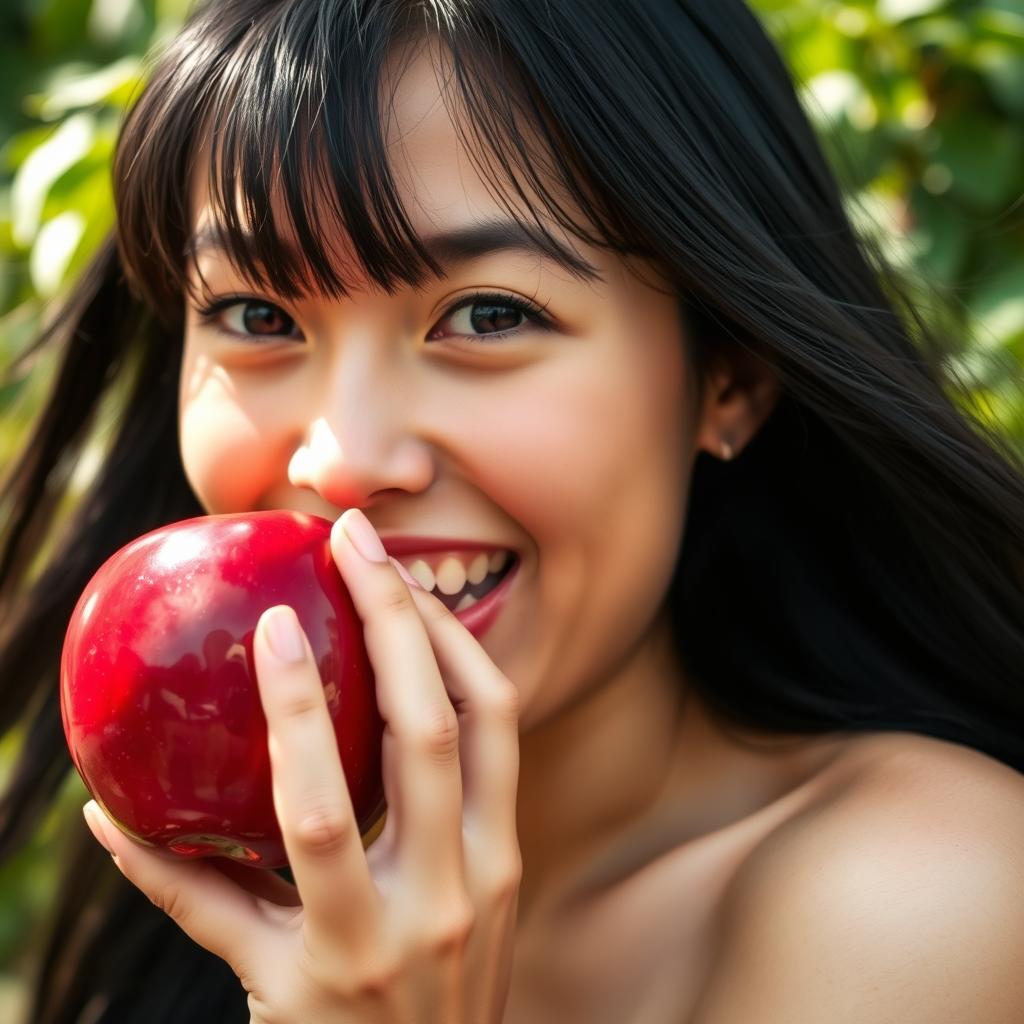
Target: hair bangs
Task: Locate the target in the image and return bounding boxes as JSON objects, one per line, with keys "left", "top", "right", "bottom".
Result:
{"left": 115, "top": 0, "right": 621, "bottom": 319}
{"left": 187, "top": 0, "right": 439, "bottom": 303}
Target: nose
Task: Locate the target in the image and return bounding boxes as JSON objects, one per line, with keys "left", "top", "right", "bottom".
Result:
{"left": 287, "top": 351, "right": 435, "bottom": 509}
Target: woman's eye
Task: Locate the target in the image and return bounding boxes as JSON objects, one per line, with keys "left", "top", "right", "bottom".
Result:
{"left": 428, "top": 294, "right": 549, "bottom": 343}
{"left": 192, "top": 292, "right": 548, "bottom": 345}
{"left": 195, "top": 298, "right": 303, "bottom": 341}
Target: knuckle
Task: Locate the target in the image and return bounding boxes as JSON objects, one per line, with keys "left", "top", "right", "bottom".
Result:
{"left": 276, "top": 688, "right": 324, "bottom": 720}
{"left": 378, "top": 582, "right": 415, "bottom": 616}
{"left": 484, "top": 676, "right": 520, "bottom": 724}
{"left": 289, "top": 804, "right": 353, "bottom": 856}
{"left": 410, "top": 703, "right": 460, "bottom": 764}
{"left": 346, "top": 955, "right": 401, "bottom": 1000}
{"left": 421, "top": 901, "right": 476, "bottom": 956}
{"left": 484, "top": 855, "right": 523, "bottom": 905}
{"left": 151, "top": 884, "right": 190, "bottom": 926}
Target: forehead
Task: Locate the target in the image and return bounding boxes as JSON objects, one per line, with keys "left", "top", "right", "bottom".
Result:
{"left": 378, "top": 40, "right": 504, "bottom": 228}
{"left": 187, "top": 39, "right": 579, "bottom": 286}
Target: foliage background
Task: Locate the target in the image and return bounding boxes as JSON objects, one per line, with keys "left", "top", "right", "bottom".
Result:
{"left": 0, "top": 0, "right": 1022, "bottom": 1017}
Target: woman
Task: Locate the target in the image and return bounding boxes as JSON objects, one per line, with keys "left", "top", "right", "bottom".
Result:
{"left": 2, "top": 0, "right": 1023, "bottom": 1020}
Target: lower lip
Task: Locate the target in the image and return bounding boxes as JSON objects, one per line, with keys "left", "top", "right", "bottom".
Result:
{"left": 455, "top": 559, "right": 520, "bottom": 639}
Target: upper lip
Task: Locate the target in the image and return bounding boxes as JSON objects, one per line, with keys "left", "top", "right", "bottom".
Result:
{"left": 378, "top": 535, "right": 516, "bottom": 557}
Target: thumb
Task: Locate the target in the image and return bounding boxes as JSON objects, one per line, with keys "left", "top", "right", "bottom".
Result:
{"left": 83, "top": 800, "right": 277, "bottom": 980}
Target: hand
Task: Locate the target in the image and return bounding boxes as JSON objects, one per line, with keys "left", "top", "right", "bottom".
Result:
{"left": 83, "top": 507, "right": 522, "bottom": 1024}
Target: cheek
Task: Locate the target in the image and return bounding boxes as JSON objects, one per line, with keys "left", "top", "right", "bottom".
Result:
{"left": 479, "top": 340, "right": 691, "bottom": 551}
{"left": 441, "top": 361, "right": 632, "bottom": 543}
{"left": 178, "top": 352, "right": 288, "bottom": 513}
{"left": 462, "top": 338, "right": 692, "bottom": 710}
{"left": 558, "top": 346, "right": 690, "bottom": 703}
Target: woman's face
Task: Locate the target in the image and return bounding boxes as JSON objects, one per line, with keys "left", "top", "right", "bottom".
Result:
{"left": 179, "top": 45, "right": 701, "bottom": 730}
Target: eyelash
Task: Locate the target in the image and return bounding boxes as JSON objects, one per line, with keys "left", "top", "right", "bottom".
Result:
{"left": 191, "top": 291, "right": 553, "bottom": 345}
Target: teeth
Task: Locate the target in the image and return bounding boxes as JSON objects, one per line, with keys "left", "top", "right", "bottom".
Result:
{"left": 435, "top": 556, "right": 468, "bottom": 596}
{"left": 467, "top": 553, "right": 489, "bottom": 585}
{"left": 396, "top": 549, "right": 515, "bottom": 595}
{"left": 454, "top": 593, "right": 479, "bottom": 612}
{"left": 408, "top": 559, "right": 436, "bottom": 591}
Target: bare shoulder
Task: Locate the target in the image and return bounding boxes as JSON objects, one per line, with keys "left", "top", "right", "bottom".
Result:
{"left": 691, "top": 731, "right": 1024, "bottom": 1024}
{"left": 738, "top": 730, "right": 1024, "bottom": 878}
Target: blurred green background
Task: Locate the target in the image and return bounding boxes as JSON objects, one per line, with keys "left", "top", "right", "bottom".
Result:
{"left": 0, "top": 0, "right": 1022, "bottom": 1017}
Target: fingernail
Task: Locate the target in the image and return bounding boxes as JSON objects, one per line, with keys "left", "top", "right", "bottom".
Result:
{"left": 264, "top": 606, "right": 306, "bottom": 664}
{"left": 340, "top": 508, "right": 388, "bottom": 563}
{"left": 83, "top": 801, "right": 113, "bottom": 854}
{"left": 389, "top": 556, "right": 424, "bottom": 589}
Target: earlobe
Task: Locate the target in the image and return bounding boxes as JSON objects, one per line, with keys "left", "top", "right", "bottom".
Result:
{"left": 696, "top": 353, "right": 780, "bottom": 461}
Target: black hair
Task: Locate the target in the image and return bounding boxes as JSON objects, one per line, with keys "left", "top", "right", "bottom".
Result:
{"left": 2, "top": 1, "right": 1022, "bottom": 1020}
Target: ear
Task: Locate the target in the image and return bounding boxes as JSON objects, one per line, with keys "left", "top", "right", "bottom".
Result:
{"left": 694, "top": 343, "right": 781, "bottom": 461}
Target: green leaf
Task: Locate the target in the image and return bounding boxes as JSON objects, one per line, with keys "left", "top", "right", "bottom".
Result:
{"left": 796, "top": 29, "right": 859, "bottom": 80}
{"left": 930, "top": 115, "right": 1024, "bottom": 208}
{"left": 0, "top": 377, "right": 27, "bottom": 417}
{"left": 969, "top": 259, "right": 1024, "bottom": 353}
{"left": 155, "top": 0, "right": 193, "bottom": 22}
{"left": 967, "top": 379, "right": 1024, "bottom": 443}
{"left": 969, "top": 40, "right": 1024, "bottom": 114}
{"left": 802, "top": 77, "right": 889, "bottom": 191}
{"left": 973, "top": 6, "right": 1024, "bottom": 44}
{"left": 29, "top": 0, "right": 95, "bottom": 56}
{"left": 0, "top": 125, "right": 57, "bottom": 172}
{"left": 900, "top": 15, "right": 972, "bottom": 55}
{"left": 907, "top": 185, "right": 969, "bottom": 281}
{"left": 877, "top": 0, "right": 951, "bottom": 24}
{"left": 87, "top": 0, "right": 146, "bottom": 48}
{"left": 41, "top": 125, "right": 116, "bottom": 215}
{"left": 30, "top": 209, "right": 86, "bottom": 296}
{"left": 23, "top": 55, "right": 143, "bottom": 119}
{"left": 60, "top": 175, "right": 115, "bottom": 286}
{"left": 10, "top": 111, "right": 96, "bottom": 247}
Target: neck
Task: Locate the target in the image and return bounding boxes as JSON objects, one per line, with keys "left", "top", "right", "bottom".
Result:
{"left": 514, "top": 615, "right": 687, "bottom": 919}
{"left": 513, "top": 615, "right": 846, "bottom": 922}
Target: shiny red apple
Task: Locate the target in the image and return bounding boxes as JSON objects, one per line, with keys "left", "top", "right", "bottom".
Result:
{"left": 60, "top": 510, "right": 385, "bottom": 869}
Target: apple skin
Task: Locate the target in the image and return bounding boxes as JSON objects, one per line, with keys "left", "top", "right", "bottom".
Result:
{"left": 60, "top": 510, "right": 385, "bottom": 869}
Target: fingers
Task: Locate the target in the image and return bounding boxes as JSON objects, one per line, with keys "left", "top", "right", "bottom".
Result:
{"left": 396, "top": 578, "right": 523, "bottom": 1019}
{"left": 253, "top": 605, "right": 378, "bottom": 947}
{"left": 211, "top": 859, "right": 302, "bottom": 909}
{"left": 334, "top": 509, "right": 520, "bottom": 902}
{"left": 401, "top": 582, "right": 520, "bottom": 850}
{"left": 331, "top": 511, "right": 466, "bottom": 887}
{"left": 83, "top": 800, "right": 275, "bottom": 978}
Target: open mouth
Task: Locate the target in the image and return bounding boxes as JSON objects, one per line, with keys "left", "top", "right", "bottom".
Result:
{"left": 435, "top": 554, "right": 518, "bottom": 613}
{"left": 386, "top": 542, "right": 521, "bottom": 637}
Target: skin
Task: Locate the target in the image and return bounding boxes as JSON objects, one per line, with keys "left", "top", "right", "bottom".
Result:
{"left": 83, "top": 39, "right": 921, "bottom": 1023}
{"left": 175, "top": 40, "right": 789, "bottom": 911}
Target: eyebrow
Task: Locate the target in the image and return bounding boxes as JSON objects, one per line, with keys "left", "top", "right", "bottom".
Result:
{"left": 183, "top": 218, "right": 599, "bottom": 281}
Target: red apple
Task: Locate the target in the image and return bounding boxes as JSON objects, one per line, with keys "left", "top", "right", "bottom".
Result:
{"left": 60, "top": 510, "right": 385, "bottom": 869}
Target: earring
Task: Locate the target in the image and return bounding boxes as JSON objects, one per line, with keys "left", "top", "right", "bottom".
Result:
{"left": 720, "top": 440, "right": 733, "bottom": 461}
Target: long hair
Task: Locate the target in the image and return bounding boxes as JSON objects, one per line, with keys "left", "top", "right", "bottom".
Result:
{"left": 3, "top": 1, "right": 1022, "bottom": 1020}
